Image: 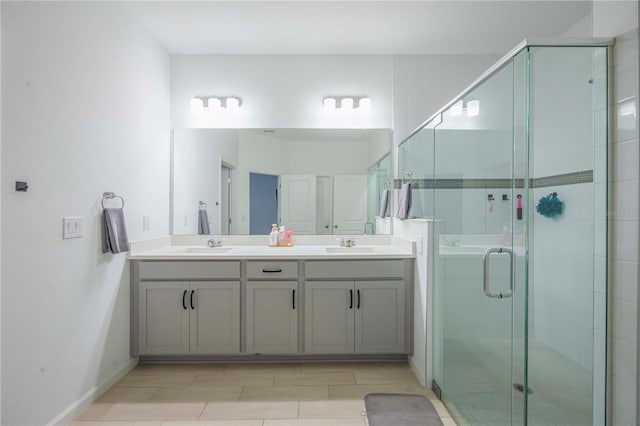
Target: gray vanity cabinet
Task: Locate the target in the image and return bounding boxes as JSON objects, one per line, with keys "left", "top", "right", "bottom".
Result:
{"left": 354, "top": 280, "right": 405, "bottom": 353}
{"left": 132, "top": 258, "right": 412, "bottom": 358}
{"left": 138, "top": 281, "right": 190, "bottom": 355}
{"left": 304, "top": 260, "right": 409, "bottom": 355}
{"left": 246, "top": 281, "right": 298, "bottom": 354}
{"left": 138, "top": 281, "right": 241, "bottom": 355}
{"left": 304, "top": 281, "right": 355, "bottom": 353}
{"left": 304, "top": 280, "right": 405, "bottom": 354}
{"left": 189, "top": 281, "right": 240, "bottom": 354}
{"left": 135, "top": 261, "right": 242, "bottom": 356}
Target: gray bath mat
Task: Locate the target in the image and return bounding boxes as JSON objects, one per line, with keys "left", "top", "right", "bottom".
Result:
{"left": 364, "top": 393, "right": 444, "bottom": 426}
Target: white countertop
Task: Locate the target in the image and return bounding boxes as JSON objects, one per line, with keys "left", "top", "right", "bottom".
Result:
{"left": 129, "top": 244, "right": 414, "bottom": 260}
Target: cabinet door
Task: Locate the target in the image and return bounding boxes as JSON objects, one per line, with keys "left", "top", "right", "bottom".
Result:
{"left": 138, "top": 281, "right": 190, "bottom": 355}
{"left": 246, "top": 281, "right": 298, "bottom": 353}
{"left": 305, "top": 281, "right": 355, "bottom": 354}
{"left": 354, "top": 280, "right": 405, "bottom": 353}
{"left": 189, "top": 281, "right": 240, "bottom": 354}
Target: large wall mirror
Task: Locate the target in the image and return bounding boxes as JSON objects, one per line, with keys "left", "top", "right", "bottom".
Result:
{"left": 172, "top": 128, "right": 393, "bottom": 236}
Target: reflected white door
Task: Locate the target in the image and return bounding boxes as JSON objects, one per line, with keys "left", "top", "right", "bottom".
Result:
{"left": 316, "top": 176, "right": 333, "bottom": 234}
{"left": 220, "top": 165, "right": 232, "bottom": 235}
{"left": 280, "top": 174, "right": 316, "bottom": 234}
{"left": 333, "top": 175, "right": 367, "bottom": 234}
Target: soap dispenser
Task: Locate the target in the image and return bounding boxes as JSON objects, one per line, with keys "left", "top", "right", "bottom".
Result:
{"left": 278, "top": 226, "right": 286, "bottom": 246}
{"left": 269, "top": 224, "right": 279, "bottom": 247}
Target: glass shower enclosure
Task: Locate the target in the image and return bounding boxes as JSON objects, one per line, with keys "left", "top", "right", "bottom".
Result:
{"left": 398, "top": 40, "right": 610, "bottom": 425}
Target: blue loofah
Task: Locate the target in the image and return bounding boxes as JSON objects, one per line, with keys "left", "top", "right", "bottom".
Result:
{"left": 536, "top": 192, "right": 563, "bottom": 218}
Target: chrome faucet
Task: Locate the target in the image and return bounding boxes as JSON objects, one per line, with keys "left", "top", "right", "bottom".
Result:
{"left": 207, "top": 238, "right": 223, "bottom": 248}
{"left": 340, "top": 238, "right": 358, "bottom": 248}
{"left": 442, "top": 236, "right": 461, "bottom": 247}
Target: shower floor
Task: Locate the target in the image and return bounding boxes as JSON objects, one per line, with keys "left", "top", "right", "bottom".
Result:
{"left": 440, "top": 338, "right": 593, "bottom": 426}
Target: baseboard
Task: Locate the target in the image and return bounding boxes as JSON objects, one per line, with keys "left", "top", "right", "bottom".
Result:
{"left": 408, "top": 356, "right": 426, "bottom": 387}
{"left": 48, "top": 358, "right": 138, "bottom": 425}
{"left": 139, "top": 354, "right": 408, "bottom": 363}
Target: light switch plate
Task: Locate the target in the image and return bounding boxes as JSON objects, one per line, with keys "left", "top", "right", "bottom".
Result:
{"left": 63, "top": 217, "right": 83, "bottom": 239}
{"left": 417, "top": 235, "right": 424, "bottom": 254}
{"left": 143, "top": 215, "right": 151, "bottom": 231}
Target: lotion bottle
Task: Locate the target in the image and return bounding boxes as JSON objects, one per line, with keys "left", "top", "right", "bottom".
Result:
{"left": 278, "top": 226, "right": 286, "bottom": 246}
{"left": 269, "top": 224, "right": 279, "bottom": 247}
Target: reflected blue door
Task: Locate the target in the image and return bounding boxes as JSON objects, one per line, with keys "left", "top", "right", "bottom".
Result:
{"left": 250, "top": 172, "right": 279, "bottom": 235}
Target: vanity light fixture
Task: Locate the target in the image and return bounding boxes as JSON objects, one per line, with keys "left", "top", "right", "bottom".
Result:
{"left": 450, "top": 100, "right": 464, "bottom": 116}
{"left": 466, "top": 99, "right": 480, "bottom": 117}
{"left": 323, "top": 96, "right": 371, "bottom": 111}
{"left": 341, "top": 97, "right": 354, "bottom": 110}
{"left": 190, "top": 96, "right": 242, "bottom": 113}
{"left": 323, "top": 97, "right": 337, "bottom": 110}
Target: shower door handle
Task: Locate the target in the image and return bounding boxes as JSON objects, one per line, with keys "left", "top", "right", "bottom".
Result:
{"left": 482, "top": 247, "right": 513, "bottom": 299}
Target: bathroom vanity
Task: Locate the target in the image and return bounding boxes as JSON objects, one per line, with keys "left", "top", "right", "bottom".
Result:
{"left": 129, "top": 242, "right": 414, "bottom": 361}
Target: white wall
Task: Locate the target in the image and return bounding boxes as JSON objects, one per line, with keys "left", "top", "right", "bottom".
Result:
{"left": 1, "top": 3, "right": 170, "bottom": 425}
{"left": 392, "top": 54, "right": 501, "bottom": 146}
{"left": 172, "top": 129, "right": 238, "bottom": 234}
{"left": 592, "top": 1, "right": 640, "bottom": 425}
{"left": 172, "top": 55, "right": 393, "bottom": 129}
{"left": 393, "top": 219, "right": 433, "bottom": 386}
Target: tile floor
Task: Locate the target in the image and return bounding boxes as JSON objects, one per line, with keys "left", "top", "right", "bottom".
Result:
{"left": 72, "top": 361, "right": 455, "bottom": 425}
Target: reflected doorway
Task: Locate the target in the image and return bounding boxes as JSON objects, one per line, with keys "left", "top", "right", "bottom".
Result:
{"left": 221, "top": 163, "right": 233, "bottom": 235}
{"left": 249, "top": 172, "right": 279, "bottom": 235}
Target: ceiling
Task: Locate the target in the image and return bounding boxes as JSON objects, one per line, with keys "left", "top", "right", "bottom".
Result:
{"left": 125, "top": 1, "right": 592, "bottom": 55}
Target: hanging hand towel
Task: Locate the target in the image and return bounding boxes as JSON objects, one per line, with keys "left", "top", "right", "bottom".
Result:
{"left": 379, "top": 189, "right": 390, "bottom": 218}
{"left": 101, "top": 208, "right": 130, "bottom": 254}
{"left": 198, "top": 209, "right": 211, "bottom": 235}
{"left": 396, "top": 182, "right": 412, "bottom": 220}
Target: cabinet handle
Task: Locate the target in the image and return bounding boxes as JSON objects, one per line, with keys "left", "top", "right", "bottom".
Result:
{"left": 292, "top": 289, "right": 296, "bottom": 309}
{"left": 262, "top": 268, "right": 283, "bottom": 273}
{"left": 190, "top": 290, "right": 195, "bottom": 309}
{"left": 357, "top": 289, "right": 361, "bottom": 309}
{"left": 182, "top": 290, "right": 187, "bottom": 310}
{"left": 349, "top": 289, "right": 353, "bottom": 309}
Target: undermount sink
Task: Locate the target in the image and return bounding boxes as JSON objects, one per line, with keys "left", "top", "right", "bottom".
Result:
{"left": 185, "top": 247, "right": 232, "bottom": 254}
{"left": 325, "top": 247, "right": 374, "bottom": 254}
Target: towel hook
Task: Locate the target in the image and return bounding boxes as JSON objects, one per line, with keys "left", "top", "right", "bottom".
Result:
{"left": 102, "top": 192, "right": 125, "bottom": 209}
{"left": 199, "top": 201, "right": 208, "bottom": 210}
{"left": 404, "top": 170, "right": 413, "bottom": 184}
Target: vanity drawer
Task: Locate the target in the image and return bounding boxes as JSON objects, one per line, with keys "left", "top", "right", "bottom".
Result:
{"left": 305, "top": 260, "right": 405, "bottom": 279}
{"left": 247, "top": 261, "right": 298, "bottom": 279}
{"left": 138, "top": 261, "right": 240, "bottom": 280}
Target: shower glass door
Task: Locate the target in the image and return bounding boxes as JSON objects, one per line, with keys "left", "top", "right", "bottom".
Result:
{"left": 432, "top": 52, "right": 528, "bottom": 426}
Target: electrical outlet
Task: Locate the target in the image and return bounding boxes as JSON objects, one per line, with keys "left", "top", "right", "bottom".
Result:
{"left": 63, "top": 217, "right": 83, "bottom": 239}
{"left": 143, "top": 215, "right": 151, "bottom": 231}
{"left": 416, "top": 235, "right": 424, "bottom": 255}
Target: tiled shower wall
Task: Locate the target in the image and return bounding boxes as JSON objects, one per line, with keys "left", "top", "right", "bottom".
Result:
{"left": 592, "top": 2, "right": 639, "bottom": 425}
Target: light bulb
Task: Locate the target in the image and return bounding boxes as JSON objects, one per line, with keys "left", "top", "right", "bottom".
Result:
{"left": 450, "top": 100, "right": 463, "bottom": 117}
{"left": 208, "top": 97, "right": 222, "bottom": 109}
{"left": 323, "top": 97, "right": 336, "bottom": 110}
{"left": 357, "top": 97, "right": 371, "bottom": 111}
{"left": 190, "top": 97, "right": 204, "bottom": 113}
{"left": 226, "top": 97, "right": 240, "bottom": 110}
{"left": 340, "top": 97, "right": 354, "bottom": 110}
{"left": 466, "top": 99, "right": 480, "bottom": 117}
